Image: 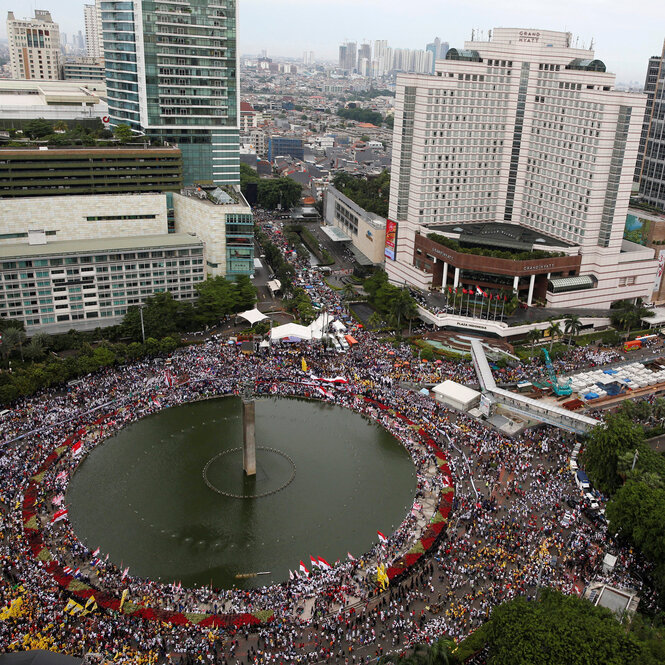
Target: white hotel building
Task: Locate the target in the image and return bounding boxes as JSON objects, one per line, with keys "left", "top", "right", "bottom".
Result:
{"left": 387, "top": 28, "right": 658, "bottom": 309}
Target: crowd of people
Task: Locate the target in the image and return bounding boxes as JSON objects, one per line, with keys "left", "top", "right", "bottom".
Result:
{"left": 0, "top": 217, "right": 658, "bottom": 663}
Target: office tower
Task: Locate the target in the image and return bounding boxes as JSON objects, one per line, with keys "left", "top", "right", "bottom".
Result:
{"left": 339, "top": 41, "right": 357, "bottom": 72}
{"left": 6, "top": 10, "right": 62, "bottom": 80}
{"left": 84, "top": 2, "right": 103, "bottom": 60}
{"left": 387, "top": 28, "right": 657, "bottom": 309}
{"left": 635, "top": 40, "right": 665, "bottom": 210}
{"left": 358, "top": 43, "right": 371, "bottom": 75}
{"left": 426, "top": 37, "right": 449, "bottom": 74}
{"left": 102, "top": 0, "right": 240, "bottom": 186}
{"left": 303, "top": 51, "right": 314, "bottom": 66}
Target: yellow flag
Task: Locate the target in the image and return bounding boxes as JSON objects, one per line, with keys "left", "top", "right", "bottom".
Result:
{"left": 301, "top": 358, "right": 308, "bottom": 372}
{"left": 119, "top": 589, "right": 129, "bottom": 611}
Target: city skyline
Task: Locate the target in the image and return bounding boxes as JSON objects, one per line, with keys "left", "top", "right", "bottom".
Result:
{"left": 1, "top": 0, "right": 664, "bottom": 84}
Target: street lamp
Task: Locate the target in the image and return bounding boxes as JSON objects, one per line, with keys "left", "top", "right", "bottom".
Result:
{"left": 139, "top": 306, "right": 146, "bottom": 344}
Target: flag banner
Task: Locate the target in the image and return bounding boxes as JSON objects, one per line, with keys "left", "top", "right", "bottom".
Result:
{"left": 52, "top": 494, "right": 64, "bottom": 506}
{"left": 301, "top": 358, "right": 308, "bottom": 372}
{"left": 119, "top": 589, "right": 129, "bottom": 611}
{"left": 317, "top": 556, "right": 331, "bottom": 570}
{"left": 299, "top": 560, "right": 309, "bottom": 576}
{"left": 310, "top": 555, "right": 319, "bottom": 569}
{"left": 92, "top": 547, "right": 100, "bottom": 557}
{"left": 121, "top": 566, "right": 129, "bottom": 580}
{"left": 377, "top": 530, "right": 388, "bottom": 544}
{"left": 71, "top": 441, "right": 84, "bottom": 457}
{"left": 51, "top": 508, "right": 68, "bottom": 524}
{"left": 347, "top": 552, "right": 356, "bottom": 561}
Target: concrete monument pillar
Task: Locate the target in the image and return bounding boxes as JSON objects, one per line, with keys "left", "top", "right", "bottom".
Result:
{"left": 242, "top": 382, "right": 256, "bottom": 476}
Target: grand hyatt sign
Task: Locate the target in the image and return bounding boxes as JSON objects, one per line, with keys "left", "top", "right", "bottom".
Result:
{"left": 415, "top": 234, "right": 581, "bottom": 277}
{"left": 519, "top": 31, "right": 541, "bottom": 43}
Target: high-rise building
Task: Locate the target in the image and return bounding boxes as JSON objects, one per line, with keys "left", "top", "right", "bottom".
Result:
{"left": 426, "top": 37, "right": 449, "bottom": 74}
{"left": 102, "top": 0, "right": 240, "bottom": 186}
{"left": 84, "top": 2, "right": 103, "bottom": 60}
{"left": 635, "top": 40, "right": 665, "bottom": 211}
{"left": 338, "top": 41, "right": 357, "bottom": 72}
{"left": 387, "top": 28, "right": 657, "bottom": 310}
{"left": 6, "top": 10, "right": 62, "bottom": 80}
{"left": 303, "top": 51, "right": 314, "bottom": 66}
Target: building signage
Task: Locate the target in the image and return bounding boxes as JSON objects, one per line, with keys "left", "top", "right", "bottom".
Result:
{"left": 385, "top": 219, "right": 398, "bottom": 261}
{"left": 523, "top": 263, "right": 555, "bottom": 271}
{"left": 519, "top": 31, "right": 541, "bottom": 43}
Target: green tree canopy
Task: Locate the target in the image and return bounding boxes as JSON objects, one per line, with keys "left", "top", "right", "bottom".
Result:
{"left": 333, "top": 171, "right": 390, "bottom": 218}
{"left": 485, "top": 589, "right": 641, "bottom": 665}
{"left": 582, "top": 413, "right": 646, "bottom": 494}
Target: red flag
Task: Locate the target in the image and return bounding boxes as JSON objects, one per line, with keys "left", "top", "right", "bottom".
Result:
{"left": 448, "top": 287, "right": 452, "bottom": 293}
{"left": 377, "top": 530, "right": 388, "bottom": 544}
{"left": 504, "top": 295, "right": 508, "bottom": 301}
{"left": 51, "top": 508, "right": 68, "bottom": 524}
{"left": 489, "top": 293, "right": 493, "bottom": 300}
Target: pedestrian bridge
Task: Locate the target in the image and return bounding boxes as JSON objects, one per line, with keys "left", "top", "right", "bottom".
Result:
{"left": 470, "top": 339, "right": 599, "bottom": 434}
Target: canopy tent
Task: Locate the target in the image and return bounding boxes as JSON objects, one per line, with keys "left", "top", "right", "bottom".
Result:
{"left": 432, "top": 380, "right": 481, "bottom": 411}
{"left": 309, "top": 312, "right": 331, "bottom": 340}
{"left": 237, "top": 308, "right": 268, "bottom": 325}
{"left": 259, "top": 340, "right": 270, "bottom": 348}
{"left": 270, "top": 323, "right": 312, "bottom": 341}
{"left": 331, "top": 320, "right": 347, "bottom": 332}
{"left": 267, "top": 279, "right": 282, "bottom": 295}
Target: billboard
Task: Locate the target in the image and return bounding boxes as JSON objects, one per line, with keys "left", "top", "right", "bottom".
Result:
{"left": 384, "top": 219, "right": 398, "bottom": 261}
{"left": 654, "top": 249, "right": 665, "bottom": 293}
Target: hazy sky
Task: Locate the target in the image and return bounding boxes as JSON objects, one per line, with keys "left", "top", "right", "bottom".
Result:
{"left": 3, "top": 0, "right": 664, "bottom": 83}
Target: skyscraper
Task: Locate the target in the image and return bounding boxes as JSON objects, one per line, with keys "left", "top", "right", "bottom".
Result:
{"left": 426, "top": 37, "right": 449, "bottom": 74}
{"left": 635, "top": 40, "right": 665, "bottom": 211}
{"left": 102, "top": 0, "right": 240, "bottom": 186}
{"left": 84, "top": 2, "right": 103, "bottom": 60}
{"left": 6, "top": 10, "right": 62, "bottom": 80}
{"left": 387, "top": 28, "right": 657, "bottom": 309}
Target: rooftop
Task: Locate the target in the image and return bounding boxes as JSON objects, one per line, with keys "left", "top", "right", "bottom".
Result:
{"left": 0, "top": 234, "right": 203, "bottom": 260}
{"left": 428, "top": 222, "right": 575, "bottom": 251}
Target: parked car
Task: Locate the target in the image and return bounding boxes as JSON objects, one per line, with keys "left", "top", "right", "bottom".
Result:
{"left": 575, "top": 470, "right": 590, "bottom": 491}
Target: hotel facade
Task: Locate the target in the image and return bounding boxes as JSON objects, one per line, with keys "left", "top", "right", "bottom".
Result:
{"left": 386, "top": 28, "right": 658, "bottom": 309}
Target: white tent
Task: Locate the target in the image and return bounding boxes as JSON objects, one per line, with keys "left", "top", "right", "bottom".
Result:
{"left": 238, "top": 308, "right": 268, "bottom": 325}
{"left": 309, "top": 312, "right": 331, "bottom": 340}
{"left": 432, "top": 380, "right": 481, "bottom": 411}
{"left": 267, "top": 279, "right": 282, "bottom": 295}
{"left": 270, "top": 323, "right": 312, "bottom": 341}
{"left": 331, "top": 320, "right": 347, "bottom": 333}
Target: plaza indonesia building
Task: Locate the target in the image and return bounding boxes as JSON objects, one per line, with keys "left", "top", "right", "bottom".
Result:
{"left": 386, "top": 28, "right": 659, "bottom": 309}
{"left": 101, "top": 0, "right": 240, "bottom": 185}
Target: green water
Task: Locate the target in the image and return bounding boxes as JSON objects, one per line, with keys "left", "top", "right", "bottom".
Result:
{"left": 66, "top": 397, "right": 416, "bottom": 589}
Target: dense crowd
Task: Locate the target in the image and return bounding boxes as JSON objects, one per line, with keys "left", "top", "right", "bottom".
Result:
{"left": 0, "top": 218, "right": 658, "bottom": 663}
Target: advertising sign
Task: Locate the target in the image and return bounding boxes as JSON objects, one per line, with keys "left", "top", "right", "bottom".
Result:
{"left": 384, "top": 219, "right": 398, "bottom": 261}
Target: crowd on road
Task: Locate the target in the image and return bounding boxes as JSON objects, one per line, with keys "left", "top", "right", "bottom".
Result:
{"left": 0, "top": 217, "right": 657, "bottom": 663}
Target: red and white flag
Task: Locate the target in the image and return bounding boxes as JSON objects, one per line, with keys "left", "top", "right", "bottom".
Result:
{"left": 299, "top": 560, "right": 309, "bottom": 576}
{"left": 63, "top": 566, "right": 73, "bottom": 575}
{"left": 347, "top": 552, "right": 356, "bottom": 561}
{"left": 73, "top": 567, "right": 81, "bottom": 577}
{"left": 92, "top": 547, "right": 100, "bottom": 557}
{"left": 71, "top": 441, "right": 84, "bottom": 457}
{"left": 121, "top": 567, "right": 129, "bottom": 580}
{"left": 310, "top": 555, "right": 320, "bottom": 569}
{"left": 411, "top": 502, "right": 422, "bottom": 516}
{"left": 51, "top": 508, "right": 68, "bottom": 524}
{"left": 318, "top": 556, "right": 332, "bottom": 570}
{"left": 52, "top": 494, "right": 64, "bottom": 506}
{"left": 56, "top": 471, "right": 67, "bottom": 481}
{"left": 377, "top": 530, "right": 388, "bottom": 545}
{"left": 476, "top": 286, "right": 485, "bottom": 296}
{"left": 289, "top": 569, "right": 294, "bottom": 581}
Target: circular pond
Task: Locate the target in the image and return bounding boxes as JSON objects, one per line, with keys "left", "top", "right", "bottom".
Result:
{"left": 66, "top": 397, "right": 416, "bottom": 589}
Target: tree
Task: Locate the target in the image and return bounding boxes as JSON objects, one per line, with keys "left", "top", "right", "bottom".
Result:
{"left": 368, "top": 311, "right": 384, "bottom": 330}
{"left": 547, "top": 321, "right": 562, "bottom": 351}
{"left": 527, "top": 329, "right": 541, "bottom": 350}
{"left": 23, "top": 337, "right": 46, "bottom": 362}
{"left": 342, "top": 283, "right": 356, "bottom": 301}
{"left": 113, "top": 123, "right": 134, "bottom": 143}
{"left": 582, "top": 413, "right": 646, "bottom": 494}
{"left": 0, "top": 327, "right": 26, "bottom": 363}
{"left": 23, "top": 118, "right": 53, "bottom": 139}
{"left": 234, "top": 274, "right": 257, "bottom": 311}
{"left": 564, "top": 314, "right": 583, "bottom": 347}
{"left": 388, "top": 287, "right": 418, "bottom": 331}
{"left": 485, "top": 588, "right": 642, "bottom": 665}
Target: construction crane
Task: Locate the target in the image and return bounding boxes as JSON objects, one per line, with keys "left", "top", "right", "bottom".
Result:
{"left": 542, "top": 348, "right": 573, "bottom": 396}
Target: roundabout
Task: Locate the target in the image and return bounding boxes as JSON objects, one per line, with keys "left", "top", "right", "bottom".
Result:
{"left": 15, "top": 364, "right": 455, "bottom": 632}
{"left": 65, "top": 397, "right": 418, "bottom": 590}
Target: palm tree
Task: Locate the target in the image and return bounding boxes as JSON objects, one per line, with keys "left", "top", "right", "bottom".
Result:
{"left": 548, "top": 321, "right": 562, "bottom": 351}
{"left": 0, "top": 327, "right": 26, "bottom": 364}
{"left": 564, "top": 314, "right": 583, "bottom": 347}
{"left": 527, "top": 329, "right": 541, "bottom": 351}
{"left": 368, "top": 311, "right": 384, "bottom": 330}
{"left": 342, "top": 283, "right": 356, "bottom": 301}
{"left": 389, "top": 288, "right": 418, "bottom": 332}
